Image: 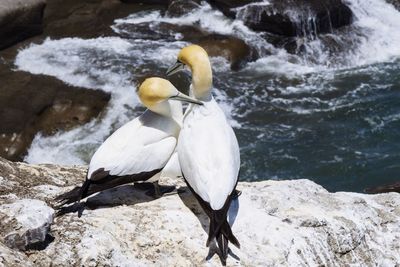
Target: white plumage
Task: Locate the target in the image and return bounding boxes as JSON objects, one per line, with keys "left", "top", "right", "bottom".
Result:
{"left": 178, "top": 99, "right": 240, "bottom": 210}
{"left": 88, "top": 106, "right": 181, "bottom": 178}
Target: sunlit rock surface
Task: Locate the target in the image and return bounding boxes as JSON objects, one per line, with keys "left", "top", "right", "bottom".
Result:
{"left": 0, "top": 157, "right": 399, "bottom": 266}
{"left": 0, "top": 199, "right": 54, "bottom": 251}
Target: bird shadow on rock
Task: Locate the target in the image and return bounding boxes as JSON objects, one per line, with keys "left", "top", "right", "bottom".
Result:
{"left": 56, "top": 182, "right": 175, "bottom": 217}
{"left": 177, "top": 186, "right": 241, "bottom": 264}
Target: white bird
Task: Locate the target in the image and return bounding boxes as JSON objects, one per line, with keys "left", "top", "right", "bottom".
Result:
{"left": 167, "top": 45, "right": 240, "bottom": 265}
{"left": 56, "top": 77, "right": 202, "bottom": 206}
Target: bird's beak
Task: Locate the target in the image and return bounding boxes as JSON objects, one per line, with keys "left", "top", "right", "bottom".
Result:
{"left": 166, "top": 61, "right": 185, "bottom": 76}
{"left": 170, "top": 92, "right": 203, "bottom": 105}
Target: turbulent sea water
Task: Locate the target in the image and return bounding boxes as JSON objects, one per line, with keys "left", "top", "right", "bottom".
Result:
{"left": 15, "top": 0, "right": 400, "bottom": 192}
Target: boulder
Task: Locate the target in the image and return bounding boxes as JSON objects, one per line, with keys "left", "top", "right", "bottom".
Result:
{"left": 208, "top": 0, "right": 353, "bottom": 36}
{"left": 0, "top": 66, "right": 110, "bottom": 161}
{"left": 0, "top": 157, "right": 399, "bottom": 266}
{"left": 120, "top": 0, "right": 168, "bottom": 5}
{"left": 166, "top": 0, "right": 201, "bottom": 17}
{"left": 197, "top": 34, "right": 257, "bottom": 70}
{"left": 0, "top": 0, "right": 46, "bottom": 50}
{"left": 0, "top": 199, "right": 54, "bottom": 251}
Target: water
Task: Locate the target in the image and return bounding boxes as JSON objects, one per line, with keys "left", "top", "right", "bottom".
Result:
{"left": 14, "top": 0, "right": 400, "bottom": 192}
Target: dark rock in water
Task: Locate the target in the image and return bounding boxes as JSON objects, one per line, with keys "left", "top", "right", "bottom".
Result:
{"left": 166, "top": 0, "right": 201, "bottom": 17}
{"left": 42, "top": 0, "right": 155, "bottom": 39}
{"left": 114, "top": 20, "right": 257, "bottom": 69}
{"left": 208, "top": 0, "right": 353, "bottom": 37}
{"left": 0, "top": 67, "right": 110, "bottom": 161}
{"left": 365, "top": 182, "right": 400, "bottom": 194}
{"left": 206, "top": 0, "right": 256, "bottom": 17}
{"left": 0, "top": 0, "right": 46, "bottom": 50}
{"left": 197, "top": 34, "right": 257, "bottom": 70}
{"left": 120, "top": 0, "right": 168, "bottom": 5}
{"left": 387, "top": 0, "right": 400, "bottom": 11}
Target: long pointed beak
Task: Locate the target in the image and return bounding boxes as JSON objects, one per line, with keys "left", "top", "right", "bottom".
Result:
{"left": 170, "top": 92, "right": 203, "bottom": 105}
{"left": 166, "top": 61, "right": 185, "bottom": 76}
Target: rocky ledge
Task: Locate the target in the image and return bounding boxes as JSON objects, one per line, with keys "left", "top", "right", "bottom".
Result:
{"left": 0, "top": 157, "right": 399, "bottom": 266}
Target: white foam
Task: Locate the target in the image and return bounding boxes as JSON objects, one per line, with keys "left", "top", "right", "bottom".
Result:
{"left": 344, "top": 0, "right": 400, "bottom": 65}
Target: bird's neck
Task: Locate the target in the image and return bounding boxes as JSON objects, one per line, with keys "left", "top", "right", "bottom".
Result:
{"left": 191, "top": 60, "right": 213, "bottom": 101}
{"left": 169, "top": 100, "right": 184, "bottom": 125}
{"left": 149, "top": 101, "right": 183, "bottom": 125}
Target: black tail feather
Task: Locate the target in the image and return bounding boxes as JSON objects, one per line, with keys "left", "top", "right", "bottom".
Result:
{"left": 217, "top": 234, "right": 228, "bottom": 266}
{"left": 55, "top": 168, "right": 162, "bottom": 209}
{"left": 206, "top": 208, "right": 240, "bottom": 248}
{"left": 55, "top": 179, "right": 91, "bottom": 206}
{"left": 182, "top": 174, "right": 241, "bottom": 265}
{"left": 221, "top": 220, "right": 240, "bottom": 249}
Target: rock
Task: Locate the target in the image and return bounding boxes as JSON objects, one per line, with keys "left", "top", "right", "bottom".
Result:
{"left": 120, "top": 0, "right": 168, "bottom": 5}
{"left": 0, "top": 0, "right": 46, "bottom": 50}
{"left": 206, "top": 0, "right": 255, "bottom": 17}
{"left": 208, "top": 0, "right": 353, "bottom": 36}
{"left": 115, "top": 19, "right": 256, "bottom": 70}
{"left": 0, "top": 67, "right": 110, "bottom": 161}
{"left": 0, "top": 157, "right": 399, "bottom": 266}
{"left": 388, "top": 0, "right": 400, "bottom": 11}
{"left": 0, "top": 199, "right": 54, "bottom": 251}
{"left": 166, "top": 0, "right": 201, "bottom": 17}
{"left": 365, "top": 182, "right": 400, "bottom": 194}
{"left": 197, "top": 34, "right": 256, "bottom": 70}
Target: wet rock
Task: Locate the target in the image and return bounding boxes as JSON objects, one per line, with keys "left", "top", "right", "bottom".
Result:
{"left": 208, "top": 0, "right": 353, "bottom": 37}
{"left": 0, "top": 67, "right": 110, "bottom": 161}
{"left": 206, "top": 0, "right": 256, "bottom": 17}
{"left": 0, "top": 199, "right": 54, "bottom": 251}
{"left": 365, "top": 182, "right": 400, "bottom": 194}
{"left": 0, "top": 0, "right": 46, "bottom": 50}
{"left": 115, "top": 20, "right": 256, "bottom": 70}
{"left": 120, "top": 0, "right": 168, "bottom": 5}
{"left": 166, "top": 0, "right": 201, "bottom": 17}
{"left": 387, "top": 0, "right": 400, "bottom": 11}
{"left": 197, "top": 34, "right": 256, "bottom": 70}
{"left": 42, "top": 0, "right": 155, "bottom": 39}
{"left": 0, "top": 157, "right": 399, "bottom": 266}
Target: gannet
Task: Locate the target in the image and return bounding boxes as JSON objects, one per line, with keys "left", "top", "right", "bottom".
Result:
{"left": 167, "top": 45, "right": 240, "bottom": 265}
{"left": 56, "top": 77, "right": 202, "bottom": 206}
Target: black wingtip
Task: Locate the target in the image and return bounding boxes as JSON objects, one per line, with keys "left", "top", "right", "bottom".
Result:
{"left": 54, "top": 179, "right": 91, "bottom": 209}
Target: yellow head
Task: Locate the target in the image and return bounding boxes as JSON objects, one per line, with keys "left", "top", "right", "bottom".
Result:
{"left": 166, "top": 45, "right": 213, "bottom": 100}
{"left": 138, "top": 77, "right": 202, "bottom": 114}
{"left": 177, "top": 45, "right": 209, "bottom": 70}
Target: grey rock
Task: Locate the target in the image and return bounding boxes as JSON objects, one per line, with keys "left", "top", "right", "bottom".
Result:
{"left": 0, "top": 199, "right": 54, "bottom": 251}
{"left": 0, "top": 0, "right": 46, "bottom": 50}
{"left": 0, "top": 157, "right": 399, "bottom": 265}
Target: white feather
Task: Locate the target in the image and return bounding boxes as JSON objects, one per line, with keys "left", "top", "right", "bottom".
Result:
{"left": 178, "top": 98, "right": 240, "bottom": 210}
{"left": 159, "top": 151, "right": 182, "bottom": 179}
{"left": 88, "top": 106, "right": 181, "bottom": 179}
